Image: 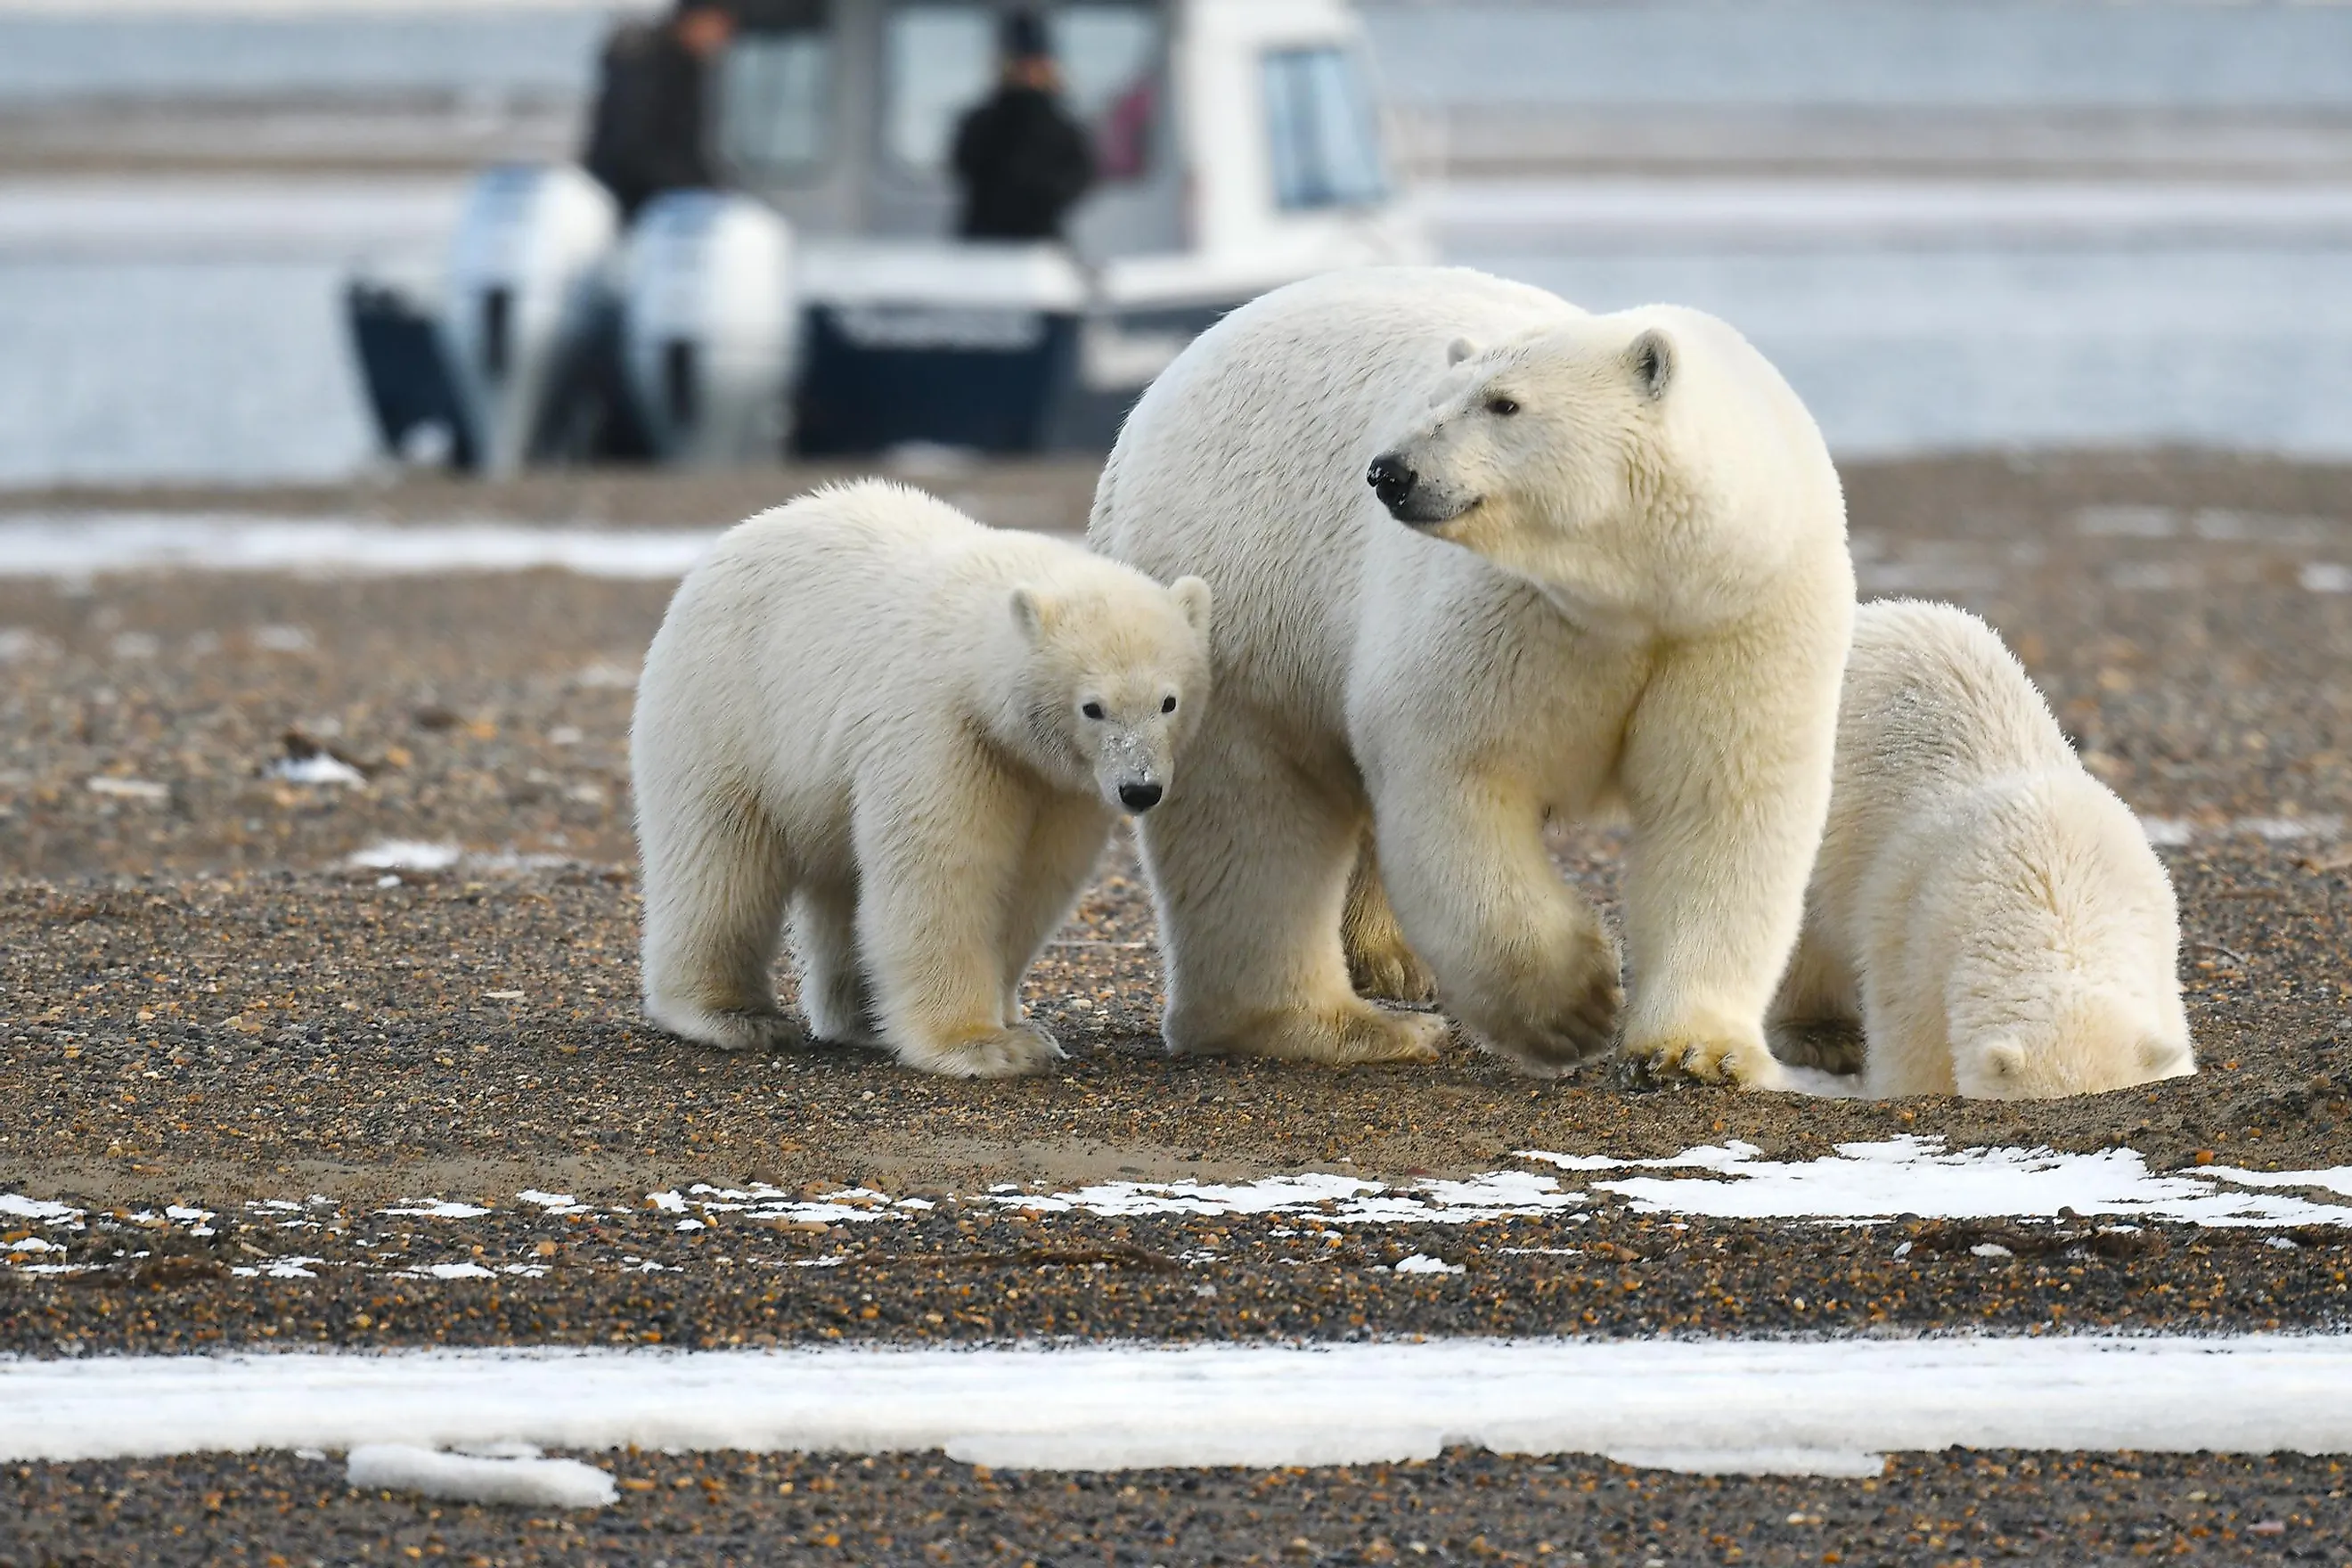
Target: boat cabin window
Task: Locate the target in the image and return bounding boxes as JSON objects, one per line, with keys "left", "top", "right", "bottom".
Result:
{"left": 1262, "top": 45, "right": 1388, "bottom": 211}
{"left": 885, "top": 2, "right": 1164, "bottom": 181}
{"left": 719, "top": 2, "right": 833, "bottom": 179}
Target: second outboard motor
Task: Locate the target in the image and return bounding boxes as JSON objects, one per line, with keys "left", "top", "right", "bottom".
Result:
{"left": 439, "top": 164, "right": 619, "bottom": 477}
{"left": 621, "top": 192, "right": 796, "bottom": 467}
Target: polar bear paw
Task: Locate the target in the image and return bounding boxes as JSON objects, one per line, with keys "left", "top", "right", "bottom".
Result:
{"left": 1181, "top": 1002, "right": 1445, "bottom": 1067}
{"left": 1347, "top": 940, "right": 1439, "bottom": 1006}
{"left": 1629, "top": 1033, "right": 1789, "bottom": 1091}
{"left": 1468, "top": 959, "right": 1623, "bottom": 1077}
{"left": 896, "top": 1022, "right": 1066, "bottom": 1079}
{"left": 663, "top": 1005, "right": 804, "bottom": 1054}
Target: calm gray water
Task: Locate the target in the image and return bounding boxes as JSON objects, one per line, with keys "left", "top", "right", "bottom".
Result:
{"left": 5, "top": 4, "right": 2350, "bottom": 109}
{"left": 4, "top": 235, "right": 2343, "bottom": 485}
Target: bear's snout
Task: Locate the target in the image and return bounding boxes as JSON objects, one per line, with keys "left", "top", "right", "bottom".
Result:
{"left": 1367, "top": 453, "right": 1417, "bottom": 515}
{"left": 1118, "top": 780, "right": 1164, "bottom": 813}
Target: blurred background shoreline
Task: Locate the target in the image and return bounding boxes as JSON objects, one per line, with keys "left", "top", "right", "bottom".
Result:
{"left": 4, "top": 0, "right": 2350, "bottom": 488}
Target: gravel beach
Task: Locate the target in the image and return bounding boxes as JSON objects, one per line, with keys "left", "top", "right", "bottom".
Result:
{"left": 5, "top": 449, "right": 2352, "bottom": 1562}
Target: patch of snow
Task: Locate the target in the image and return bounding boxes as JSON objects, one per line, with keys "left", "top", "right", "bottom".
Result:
{"left": 0, "top": 1195, "right": 82, "bottom": 1223}
{"left": 411, "top": 1262, "right": 495, "bottom": 1281}
{"left": 13, "top": 1337, "right": 2352, "bottom": 1474}
{"left": 380, "top": 1201, "right": 493, "bottom": 1220}
{"left": 86, "top": 776, "right": 169, "bottom": 804}
{"left": 517, "top": 1190, "right": 592, "bottom": 1215}
{"left": 251, "top": 624, "right": 314, "bottom": 653}
{"left": 268, "top": 753, "right": 366, "bottom": 787}
{"left": 1392, "top": 1254, "right": 1465, "bottom": 1276}
{"left": 1515, "top": 1139, "right": 2352, "bottom": 1227}
{"left": 0, "top": 516, "right": 719, "bottom": 584}
{"left": 2206, "top": 1165, "right": 2352, "bottom": 1198}
{"left": 997, "top": 1169, "right": 1584, "bottom": 1224}
{"left": 347, "top": 1444, "right": 616, "bottom": 1509}
{"left": 1606, "top": 1448, "right": 1888, "bottom": 1479}
{"left": 348, "top": 840, "right": 461, "bottom": 872}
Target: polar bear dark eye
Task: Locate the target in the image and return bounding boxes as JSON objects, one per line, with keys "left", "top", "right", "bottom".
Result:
{"left": 1485, "top": 395, "right": 1520, "bottom": 417}
{"left": 1161, "top": 696, "right": 1178, "bottom": 714}
{"left": 1082, "top": 701, "right": 1106, "bottom": 721}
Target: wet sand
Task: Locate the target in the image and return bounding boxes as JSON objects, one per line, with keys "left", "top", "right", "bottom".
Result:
{"left": 5, "top": 449, "right": 2352, "bottom": 1560}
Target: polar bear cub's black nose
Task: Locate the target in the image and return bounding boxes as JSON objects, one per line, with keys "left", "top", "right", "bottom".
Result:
{"left": 1119, "top": 781, "right": 1164, "bottom": 813}
{"left": 1366, "top": 453, "right": 1417, "bottom": 515}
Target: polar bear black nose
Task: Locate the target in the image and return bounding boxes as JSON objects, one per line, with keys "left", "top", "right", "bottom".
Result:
{"left": 1367, "top": 453, "right": 1417, "bottom": 514}
{"left": 1119, "top": 781, "right": 1164, "bottom": 813}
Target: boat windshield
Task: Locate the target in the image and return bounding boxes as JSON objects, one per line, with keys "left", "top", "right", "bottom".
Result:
{"left": 720, "top": 2, "right": 834, "bottom": 179}
{"left": 1262, "top": 44, "right": 1389, "bottom": 210}
{"left": 885, "top": 2, "right": 1164, "bottom": 181}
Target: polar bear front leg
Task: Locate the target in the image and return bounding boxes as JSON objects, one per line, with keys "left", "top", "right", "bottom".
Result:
{"left": 995, "top": 797, "right": 1116, "bottom": 1025}
{"left": 1375, "top": 769, "right": 1621, "bottom": 1075}
{"left": 1616, "top": 632, "right": 1842, "bottom": 1092}
{"left": 852, "top": 763, "right": 1065, "bottom": 1079}
{"left": 1139, "top": 709, "right": 1445, "bottom": 1066}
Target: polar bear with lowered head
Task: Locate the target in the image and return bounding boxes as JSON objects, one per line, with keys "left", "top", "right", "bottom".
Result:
{"left": 1090, "top": 267, "right": 1853, "bottom": 1084}
{"left": 633, "top": 480, "right": 1212, "bottom": 1077}
{"left": 1770, "top": 600, "right": 2195, "bottom": 1098}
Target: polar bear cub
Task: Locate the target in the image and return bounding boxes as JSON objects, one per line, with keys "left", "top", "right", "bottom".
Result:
{"left": 1092, "top": 266, "right": 1852, "bottom": 1085}
{"left": 632, "top": 480, "right": 1212, "bottom": 1077}
{"left": 1770, "top": 600, "right": 2195, "bottom": 1099}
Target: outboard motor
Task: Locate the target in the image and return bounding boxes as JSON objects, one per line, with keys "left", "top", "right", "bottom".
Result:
{"left": 620, "top": 192, "right": 796, "bottom": 467}
{"left": 438, "top": 164, "right": 619, "bottom": 477}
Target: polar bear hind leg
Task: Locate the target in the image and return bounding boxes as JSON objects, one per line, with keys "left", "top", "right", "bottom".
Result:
{"left": 638, "top": 785, "right": 804, "bottom": 1053}
{"left": 1342, "top": 835, "right": 1438, "bottom": 1005}
{"left": 1140, "top": 712, "right": 1444, "bottom": 1066}
{"left": 790, "top": 877, "right": 881, "bottom": 1046}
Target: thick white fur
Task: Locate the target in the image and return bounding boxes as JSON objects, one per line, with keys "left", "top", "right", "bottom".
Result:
{"left": 1771, "top": 600, "right": 2196, "bottom": 1099}
{"left": 1090, "top": 266, "right": 1853, "bottom": 1082}
{"left": 632, "top": 480, "right": 1212, "bottom": 1077}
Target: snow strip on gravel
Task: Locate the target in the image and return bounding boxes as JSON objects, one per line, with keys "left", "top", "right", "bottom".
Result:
{"left": 7, "top": 1336, "right": 2351, "bottom": 1474}
{"left": 346, "top": 1444, "right": 616, "bottom": 1509}
{"left": 1515, "top": 1138, "right": 2352, "bottom": 1227}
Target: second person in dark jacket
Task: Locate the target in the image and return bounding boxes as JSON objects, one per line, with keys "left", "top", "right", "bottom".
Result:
{"left": 951, "top": 11, "right": 1097, "bottom": 241}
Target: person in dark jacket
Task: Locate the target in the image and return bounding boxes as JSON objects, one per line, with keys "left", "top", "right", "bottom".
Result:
{"left": 584, "top": 0, "right": 735, "bottom": 220}
{"left": 951, "top": 11, "right": 1097, "bottom": 241}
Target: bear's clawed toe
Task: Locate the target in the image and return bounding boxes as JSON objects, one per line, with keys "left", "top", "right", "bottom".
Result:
{"left": 896, "top": 1023, "right": 1066, "bottom": 1079}
{"left": 1348, "top": 943, "right": 1439, "bottom": 1006}
{"left": 1629, "top": 1034, "right": 1789, "bottom": 1091}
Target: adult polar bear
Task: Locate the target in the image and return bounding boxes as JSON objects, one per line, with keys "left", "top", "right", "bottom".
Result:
{"left": 1090, "top": 268, "right": 1853, "bottom": 1084}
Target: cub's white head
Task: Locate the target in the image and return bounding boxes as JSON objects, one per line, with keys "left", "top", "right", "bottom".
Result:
{"left": 1008, "top": 574, "right": 1213, "bottom": 815}
{"left": 1958, "top": 989, "right": 2196, "bottom": 1101}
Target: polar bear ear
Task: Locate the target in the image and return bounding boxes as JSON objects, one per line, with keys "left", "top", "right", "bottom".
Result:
{"left": 1626, "top": 329, "right": 1675, "bottom": 402}
{"left": 1445, "top": 336, "right": 1480, "bottom": 368}
{"left": 1981, "top": 1037, "right": 2027, "bottom": 1087}
{"left": 1170, "top": 576, "right": 1213, "bottom": 640}
{"left": 1010, "top": 586, "right": 1055, "bottom": 643}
